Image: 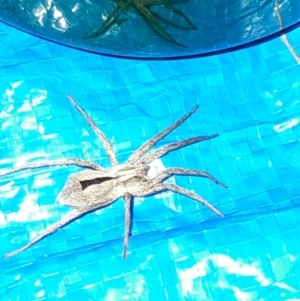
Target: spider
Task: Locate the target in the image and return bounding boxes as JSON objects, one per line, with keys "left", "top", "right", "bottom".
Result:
{"left": 1, "top": 95, "right": 227, "bottom": 259}
{"left": 86, "top": 0, "right": 198, "bottom": 47}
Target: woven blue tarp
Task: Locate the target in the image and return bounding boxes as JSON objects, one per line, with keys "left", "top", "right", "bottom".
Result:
{"left": 1, "top": 13, "right": 300, "bottom": 301}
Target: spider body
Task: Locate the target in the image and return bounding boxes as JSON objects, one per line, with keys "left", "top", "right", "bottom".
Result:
{"left": 1, "top": 95, "right": 226, "bottom": 259}
{"left": 58, "top": 165, "right": 148, "bottom": 209}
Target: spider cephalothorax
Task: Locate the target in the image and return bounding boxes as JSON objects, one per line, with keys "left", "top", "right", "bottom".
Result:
{"left": 87, "top": 0, "right": 198, "bottom": 47}
{"left": 1, "top": 95, "right": 226, "bottom": 259}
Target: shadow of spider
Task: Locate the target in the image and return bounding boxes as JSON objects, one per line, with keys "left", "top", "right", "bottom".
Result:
{"left": 86, "top": 0, "right": 198, "bottom": 47}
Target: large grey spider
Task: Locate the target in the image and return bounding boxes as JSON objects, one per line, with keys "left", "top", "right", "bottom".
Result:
{"left": 86, "top": 0, "right": 198, "bottom": 47}
{"left": 1, "top": 95, "right": 226, "bottom": 259}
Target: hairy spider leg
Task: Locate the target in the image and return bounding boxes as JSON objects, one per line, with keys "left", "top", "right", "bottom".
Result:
{"left": 137, "top": 183, "right": 223, "bottom": 217}
{"left": 67, "top": 95, "right": 118, "bottom": 167}
{"left": 123, "top": 193, "right": 132, "bottom": 258}
{"left": 149, "top": 11, "right": 196, "bottom": 30}
{"left": 86, "top": 0, "right": 134, "bottom": 39}
{"left": 0, "top": 158, "right": 104, "bottom": 178}
{"left": 68, "top": 95, "right": 139, "bottom": 259}
{"left": 160, "top": 1, "right": 198, "bottom": 29}
{"left": 139, "top": 135, "right": 218, "bottom": 165}
{"left": 142, "top": 0, "right": 197, "bottom": 30}
{"left": 87, "top": 4, "right": 123, "bottom": 38}
{"left": 149, "top": 167, "right": 227, "bottom": 188}
{"left": 138, "top": 6, "right": 187, "bottom": 47}
{"left": 3, "top": 210, "right": 85, "bottom": 258}
{"left": 128, "top": 105, "right": 199, "bottom": 164}
{"left": 135, "top": 0, "right": 197, "bottom": 47}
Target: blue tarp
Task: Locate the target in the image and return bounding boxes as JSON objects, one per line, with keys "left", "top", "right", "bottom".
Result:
{"left": 1, "top": 10, "right": 300, "bottom": 301}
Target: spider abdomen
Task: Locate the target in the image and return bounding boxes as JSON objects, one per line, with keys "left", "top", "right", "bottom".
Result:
{"left": 58, "top": 171, "right": 120, "bottom": 209}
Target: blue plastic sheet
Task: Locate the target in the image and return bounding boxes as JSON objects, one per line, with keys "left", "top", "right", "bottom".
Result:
{"left": 1, "top": 12, "right": 300, "bottom": 301}
{"left": 0, "top": 0, "right": 299, "bottom": 57}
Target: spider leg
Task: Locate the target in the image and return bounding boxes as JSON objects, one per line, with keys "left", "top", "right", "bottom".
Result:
{"left": 149, "top": 167, "right": 227, "bottom": 188}
{"left": 139, "top": 183, "right": 223, "bottom": 217}
{"left": 67, "top": 95, "right": 118, "bottom": 167}
{"left": 3, "top": 210, "right": 85, "bottom": 258}
{"left": 145, "top": 0, "right": 197, "bottom": 30}
{"left": 87, "top": 5, "right": 123, "bottom": 38}
{"left": 86, "top": 0, "right": 134, "bottom": 39}
{"left": 137, "top": 7, "right": 187, "bottom": 47}
{"left": 127, "top": 105, "right": 199, "bottom": 164}
{"left": 160, "top": 1, "right": 198, "bottom": 29}
{"left": 0, "top": 158, "right": 104, "bottom": 178}
{"left": 140, "top": 134, "right": 218, "bottom": 165}
{"left": 88, "top": 15, "right": 128, "bottom": 39}
{"left": 150, "top": 11, "right": 196, "bottom": 30}
{"left": 122, "top": 193, "right": 132, "bottom": 258}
